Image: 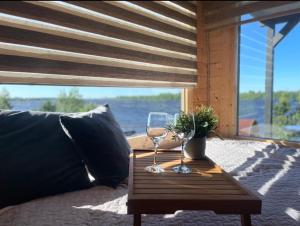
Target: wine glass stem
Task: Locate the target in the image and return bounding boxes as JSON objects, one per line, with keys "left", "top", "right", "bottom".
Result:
{"left": 180, "top": 142, "right": 184, "bottom": 167}
{"left": 153, "top": 142, "right": 159, "bottom": 165}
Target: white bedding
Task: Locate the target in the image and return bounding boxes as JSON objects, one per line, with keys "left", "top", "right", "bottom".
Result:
{"left": 1, "top": 139, "right": 299, "bottom": 226}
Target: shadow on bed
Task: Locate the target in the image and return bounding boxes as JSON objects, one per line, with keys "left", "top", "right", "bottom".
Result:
{"left": 0, "top": 185, "right": 132, "bottom": 226}
{"left": 228, "top": 143, "right": 300, "bottom": 225}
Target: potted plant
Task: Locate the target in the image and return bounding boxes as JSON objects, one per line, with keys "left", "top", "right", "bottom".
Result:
{"left": 170, "top": 105, "right": 220, "bottom": 159}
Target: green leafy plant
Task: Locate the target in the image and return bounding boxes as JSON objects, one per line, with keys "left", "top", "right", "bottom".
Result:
{"left": 168, "top": 105, "right": 220, "bottom": 138}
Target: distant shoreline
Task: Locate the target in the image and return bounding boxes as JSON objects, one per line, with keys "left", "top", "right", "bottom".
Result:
{"left": 10, "top": 93, "right": 181, "bottom": 102}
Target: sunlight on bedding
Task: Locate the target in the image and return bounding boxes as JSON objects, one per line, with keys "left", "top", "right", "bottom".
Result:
{"left": 285, "top": 207, "right": 300, "bottom": 222}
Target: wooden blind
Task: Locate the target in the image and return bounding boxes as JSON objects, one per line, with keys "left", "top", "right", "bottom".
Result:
{"left": 203, "top": 1, "right": 300, "bottom": 30}
{"left": 0, "top": 1, "right": 197, "bottom": 87}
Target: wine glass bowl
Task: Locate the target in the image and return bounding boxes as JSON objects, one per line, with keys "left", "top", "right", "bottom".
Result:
{"left": 172, "top": 113, "right": 195, "bottom": 174}
{"left": 145, "top": 112, "right": 169, "bottom": 173}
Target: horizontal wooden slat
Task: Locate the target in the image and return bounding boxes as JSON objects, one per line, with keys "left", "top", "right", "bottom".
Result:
{"left": 134, "top": 162, "right": 219, "bottom": 167}
{"left": 130, "top": 194, "right": 254, "bottom": 200}
{"left": 0, "top": 13, "right": 196, "bottom": 63}
{"left": 156, "top": 1, "right": 196, "bottom": 19}
{"left": 0, "top": 26, "right": 196, "bottom": 69}
{"left": 130, "top": 1, "right": 196, "bottom": 27}
{"left": 23, "top": 51, "right": 193, "bottom": 78}
{"left": 135, "top": 169, "right": 222, "bottom": 174}
{"left": 134, "top": 175, "right": 227, "bottom": 181}
{"left": 133, "top": 179, "right": 234, "bottom": 185}
{"left": 173, "top": 1, "right": 197, "bottom": 13}
{"left": 134, "top": 188, "right": 244, "bottom": 195}
{"left": 0, "top": 71, "right": 195, "bottom": 88}
{"left": 0, "top": 42, "right": 196, "bottom": 75}
{"left": 0, "top": 55, "right": 197, "bottom": 84}
{"left": 0, "top": 1, "right": 196, "bottom": 54}
{"left": 134, "top": 184, "right": 238, "bottom": 189}
{"left": 26, "top": 1, "right": 196, "bottom": 47}
{"left": 206, "top": 1, "right": 296, "bottom": 24}
{"left": 74, "top": 1, "right": 196, "bottom": 37}
{"left": 0, "top": 42, "right": 197, "bottom": 75}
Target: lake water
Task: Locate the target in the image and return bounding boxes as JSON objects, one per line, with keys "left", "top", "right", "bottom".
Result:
{"left": 10, "top": 98, "right": 181, "bottom": 136}
{"left": 9, "top": 98, "right": 299, "bottom": 141}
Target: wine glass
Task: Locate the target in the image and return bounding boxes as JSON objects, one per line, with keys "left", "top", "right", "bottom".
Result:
{"left": 145, "top": 112, "right": 169, "bottom": 173}
{"left": 172, "top": 113, "right": 195, "bottom": 174}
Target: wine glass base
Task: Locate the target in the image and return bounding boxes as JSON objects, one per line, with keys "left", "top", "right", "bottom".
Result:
{"left": 145, "top": 164, "right": 165, "bottom": 174}
{"left": 173, "top": 165, "right": 192, "bottom": 174}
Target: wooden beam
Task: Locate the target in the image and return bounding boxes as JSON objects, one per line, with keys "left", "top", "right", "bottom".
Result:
{"left": 273, "top": 19, "right": 300, "bottom": 47}
{"left": 206, "top": 1, "right": 295, "bottom": 24}
{"left": 127, "top": 134, "right": 180, "bottom": 150}
{"left": 203, "top": 1, "right": 238, "bottom": 12}
{"left": 264, "top": 25, "right": 275, "bottom": 136}
{"left": 186, "top": 2, "right": 238, "bottom": 137}
{"left": 208, "top": 26, "right": 238, "bottom": 138}
{"left": 206, "top": 5, "right": 300, "bottom": 30}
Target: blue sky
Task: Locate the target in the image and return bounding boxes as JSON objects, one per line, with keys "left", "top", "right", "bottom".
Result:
{"left": 0, "top": 20, "right": 299, "bottom": 98}
{"left": 239, "top": 20, "right": 300, "bottom": 92}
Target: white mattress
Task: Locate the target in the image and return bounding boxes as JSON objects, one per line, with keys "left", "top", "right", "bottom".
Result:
{"left": 1, "top": 139, "right": 299, "bottom": 226}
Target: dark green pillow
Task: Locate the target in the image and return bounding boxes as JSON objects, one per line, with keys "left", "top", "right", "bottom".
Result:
{"left": 60, "top": 105, "right": 130, "bottom": 188}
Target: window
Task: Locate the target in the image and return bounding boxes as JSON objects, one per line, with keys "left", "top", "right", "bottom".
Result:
{"left": 0, "top": 85, "right": 181, "bottom": 137}
{"left": 238, "top": 15, "right": 300, "bottom": 142}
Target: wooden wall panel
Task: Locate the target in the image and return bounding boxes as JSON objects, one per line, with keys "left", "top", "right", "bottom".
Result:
{"left": 208, "top": 27, "right": 238, "bottom": 137}
{"left": 186, "top": 1, "right": 238, "bottom": 138}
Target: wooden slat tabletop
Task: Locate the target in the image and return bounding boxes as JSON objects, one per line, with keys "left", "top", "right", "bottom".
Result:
{"left": 127, "top": 149, "right": 261, "bottom": 215}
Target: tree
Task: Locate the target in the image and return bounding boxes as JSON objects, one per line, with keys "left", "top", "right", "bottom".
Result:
{"left": 56, "top": 88, "right": 85, "bottom": 112}
{"left": 273, "top": 93, "right": 291, "bottom": 117}
{"left": 81, "top": 102, "right": 97, "bottom": 112}
{"left": 296, "top": 91, "right": 300, "bottom": 103}
{"left": 38, "top": 88, "right": 97, "bottom": 113}
{"left": 40, "top": 100, "right": 56, "bottom": 112}
{"left": 0, "top": 88, "right": 12, "bottom": 109}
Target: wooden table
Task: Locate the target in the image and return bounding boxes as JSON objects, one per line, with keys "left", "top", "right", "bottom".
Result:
{"left": 127, "top": 149, "right": 261, "bottom": 226}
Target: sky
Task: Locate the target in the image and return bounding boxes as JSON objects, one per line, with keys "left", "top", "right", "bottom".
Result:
{"left": 0, "top": 18, "right": 299, "bottom": 97}
{"left": 239, "top": 19, "right": 300, "bottom": 93}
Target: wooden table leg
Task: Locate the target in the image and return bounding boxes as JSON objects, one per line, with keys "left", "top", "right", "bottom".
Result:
{"left": 241, "top": 214, "right": 251, "bottom": 226}
{"left": 134, "top": 214, "right": 141, "bottom": 226}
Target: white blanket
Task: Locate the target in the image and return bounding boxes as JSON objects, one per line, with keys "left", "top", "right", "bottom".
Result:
{"left": 1, "top": 139, "right": 299, "bottom": 226}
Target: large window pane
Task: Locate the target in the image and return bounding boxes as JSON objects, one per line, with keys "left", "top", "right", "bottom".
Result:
{"left": 0, "top": 85, "right": 181, "bottom": 137}
{"left": 238, "top": 16, "right": 300, "bottom": 142}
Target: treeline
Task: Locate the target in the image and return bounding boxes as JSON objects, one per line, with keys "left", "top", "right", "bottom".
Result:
{"left": 0, "top": 88, "right": 181, "bottom": 112}
{"left": 116, "top": 93, "right": 180, "bottom": 101}
{"left": 40, "top": 88, "right": 97, "bottom": 112}
{"left": 240, "top": 90, "right": 300, "bottom": 101}
{"left": 0, "top": 88, "right": 96, "bottom": 112}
